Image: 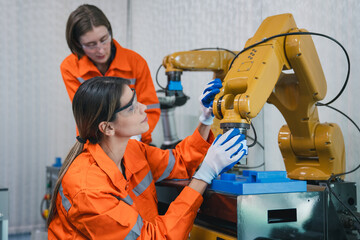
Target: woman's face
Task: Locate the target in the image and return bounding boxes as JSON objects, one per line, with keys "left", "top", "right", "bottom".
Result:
{"left": 113, "top": 86, "right": 149, "bottom": 138}
{"left": 79, "top": 25, "right": 112, "bottom": 65}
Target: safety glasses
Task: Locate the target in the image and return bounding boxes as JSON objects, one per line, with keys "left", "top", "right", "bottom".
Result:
{"left": 113, "top": 89, "right": 138, "bottom": 116}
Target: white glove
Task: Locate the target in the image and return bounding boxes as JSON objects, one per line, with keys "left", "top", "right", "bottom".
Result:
{"left": 199, "top": 78, "right": 222, "bottom": 125}
{"left": 193, "top": 128, "right": 248, "bottom": 184}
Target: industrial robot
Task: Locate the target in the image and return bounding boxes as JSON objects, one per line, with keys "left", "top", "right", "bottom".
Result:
{"left": 157, "top": 13, "right": 359, "bottom": 239}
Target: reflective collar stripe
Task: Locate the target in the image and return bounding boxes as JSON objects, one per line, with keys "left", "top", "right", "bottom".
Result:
{"left": 132, "top": 171, "right": 153, "bottom": 197}
{"left": 128, "top": 78, "right": 136, "bottom": 85}
{"left": 114, "top": 77, "right": 136, "bottom": 85}
{"left": 59, "top": 184, "right": 72, "bottom": 212}
{"left": 77, "top": 77, "right": 85, "bottom": 83}
{"left": 146, "top": 103, "right": 160, "bottom": 110}
{"left": 156, "top": 150, "right": 175, "bottom": 182}
{"left": 77, "top": 77, "right": 136, "bottom": 85}
{"left": 124, "top": 215, "right": 143, "bottom": 240}
{"left": 111, "top": 194, "right": 133, "bottom": 206}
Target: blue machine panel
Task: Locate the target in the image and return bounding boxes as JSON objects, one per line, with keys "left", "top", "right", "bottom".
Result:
{"left": 210, "top": 170, "right": 307, "bottom": 195}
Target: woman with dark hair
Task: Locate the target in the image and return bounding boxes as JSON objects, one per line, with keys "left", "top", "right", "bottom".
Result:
{"left": 47, "top": 76, "right": 247, "bottom": 239}
{"left": 61, "top": 4, "right": 160, "bottom": 144}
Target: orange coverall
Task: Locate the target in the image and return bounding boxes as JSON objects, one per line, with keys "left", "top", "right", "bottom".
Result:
{"left": 48, "top": 129, "right": 214, "bottom": 239}
{"left": 60, "top": 39, "right": 160, "bottom": 144}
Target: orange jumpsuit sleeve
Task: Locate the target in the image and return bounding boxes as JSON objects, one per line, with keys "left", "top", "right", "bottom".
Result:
{"left": 146, "top": 128, "right": 214, "bottom": 182}
{"left": 60, "top": 58, "right": 81, "bottom": 102}
{"left": 134, "top": 58, "right": 161, "bottom": 144}
{"left": 66, "top": 185, "right": 202, "bottom": 239}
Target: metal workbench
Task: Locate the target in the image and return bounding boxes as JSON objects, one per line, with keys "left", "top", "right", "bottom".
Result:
{"left": 0, "top": 187, "right": 8, "bottom": 240}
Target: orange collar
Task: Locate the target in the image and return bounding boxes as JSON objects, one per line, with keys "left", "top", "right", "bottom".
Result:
{"left": 86, "top": 143, "right": 127, "bottom": 190}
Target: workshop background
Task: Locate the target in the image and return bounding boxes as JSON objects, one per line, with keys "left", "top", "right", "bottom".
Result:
{"left": 0, "top": 0, "right": 359, "bottom": 237}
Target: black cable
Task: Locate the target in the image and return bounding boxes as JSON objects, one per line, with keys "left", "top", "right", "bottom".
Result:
{"left": 234, "top": 122, "right": 266, "bottom": 169}
{"left": 228, "top": 31, "right": 350, "bottom": 106}
{"left": 315, "top": 103, "right": 360, "bottom": 226}
{"left": 155, "top": 64, "right": 166, "bottom": 90}
{"left": 319, "top": 104, "right": 360, "bottom": 179}
{"left": 321, "top": 104, "right": 360, "bottom": 180}
{"left": 317, "top": 103, "right": 360, "bottom": 132}
{"left": 247, "top": 122, "right": 258, "bottom": 148}
{"left": 191, "top": 47, "right": 237, "bottom": 56}
{"left": 233, "top": 122, "right": 265, "bottom": 169}
{"left": 247, "top": 135, "right": 264, "bottom": 149}
{"left": 40, "top": 196, "right": 46, "bottom": 220}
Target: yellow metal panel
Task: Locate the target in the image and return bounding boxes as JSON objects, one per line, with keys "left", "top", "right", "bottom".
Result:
{"left": 189, "top": 224, "right": 236, "bottom": 240}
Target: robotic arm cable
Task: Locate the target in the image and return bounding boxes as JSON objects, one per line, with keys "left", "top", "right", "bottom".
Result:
{"left": 228, "top": 31, "right": 350, "bottom": 106}
{"left": 191, "top": 47, "right": 237, "bottom": 56}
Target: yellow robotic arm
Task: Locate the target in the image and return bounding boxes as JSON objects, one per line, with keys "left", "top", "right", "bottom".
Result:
{"left": 162, "top": 49, "right": 237, "bottom": 80}
{"left": 213, "top": 13, "right": 345, "bottom": 180}
{"left": 161, "top": 49, "right": 238, "bottom": 136}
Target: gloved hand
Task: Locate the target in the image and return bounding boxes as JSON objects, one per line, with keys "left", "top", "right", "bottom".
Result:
{"left": 193, "top": 128, "right": 248, "bottom": 184}
{"left": 199, "top": 78, "right": 222, "bottom": 125}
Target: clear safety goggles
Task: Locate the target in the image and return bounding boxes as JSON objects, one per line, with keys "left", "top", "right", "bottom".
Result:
{"left": 113, "top": 89, "right": 139, "bottom": 117}
{"left": 81, "top": 33, "right": 112, "bottom": 51}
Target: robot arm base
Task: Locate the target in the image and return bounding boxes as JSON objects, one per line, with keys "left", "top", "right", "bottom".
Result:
{"left": 220, "top": 122, "right": 250, "bottom": 135}
{"left": 279, "top": 123, "right": 345, "bottom": 181}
